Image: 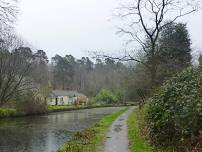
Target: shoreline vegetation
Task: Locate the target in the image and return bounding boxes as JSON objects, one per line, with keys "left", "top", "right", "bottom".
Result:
{"left": 128, "top": 107, "right": 152, "bottom": 152}
{"left": 0, "top": 104, "right": 133, "bottom": 118}
{"left": 128, "top": 107, "right": 170, "bottom": 152}
{"left": 57, "top": 107, "right": 128, "bottom": 152}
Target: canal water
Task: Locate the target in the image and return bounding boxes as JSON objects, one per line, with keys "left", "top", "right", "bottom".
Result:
{"left": 0, "top": 107, "right": 124, "bottom": 152}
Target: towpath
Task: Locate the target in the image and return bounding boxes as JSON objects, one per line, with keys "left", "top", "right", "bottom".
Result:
{"left": 103, "top": 107, "right": 134, "bottom": 152}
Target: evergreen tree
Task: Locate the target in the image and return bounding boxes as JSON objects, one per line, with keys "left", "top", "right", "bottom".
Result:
{"left": 157, "top": 22, "right": 192, "bottom": 81}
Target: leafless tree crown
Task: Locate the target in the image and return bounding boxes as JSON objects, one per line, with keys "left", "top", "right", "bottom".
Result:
{"left": 0, "top": 33, "right": 33, "bottom": 105}
{"left": 95, "top": 0, "right": 199, "bottom": 86}
{"left": 0, "top": 0, "right": 18, "bottom": 31}
{"left": 117, "top": 0, "right": 199, "bottom": 50}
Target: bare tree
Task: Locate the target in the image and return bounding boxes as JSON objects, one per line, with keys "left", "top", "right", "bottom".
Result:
{"left": 0, "top": 0, "right": 18, "bottom": 31}
{"left": 0, "top": 34, "right": 33, "bottom": 106}
{"left": 98, "top": 0, "right": 199, "bottom": 86}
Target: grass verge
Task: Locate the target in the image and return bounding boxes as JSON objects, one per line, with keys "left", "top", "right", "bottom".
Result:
{"left": 128, "top": 107, "right": 152, "bottom": 152}
{"left": 48, "top": 105, "right": 75, "bottom": 111}
{"left": 48, "top": 104, "right": 130, "bottom": 113}
{"left": 0, "top": 108, "right": 17, "bottom": 118}
{"left": 57, "top": 107, "right": 128, "bottom": 152}
{"left": 128, "top": 107, "right": 171, "bottom": 152}
{"left": 0, "top": 105, "right": 130, "bottom": 118}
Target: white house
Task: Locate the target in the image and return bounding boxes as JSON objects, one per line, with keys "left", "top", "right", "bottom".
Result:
{"left": 47, "top": 90, "right": 86, "bottom": 106}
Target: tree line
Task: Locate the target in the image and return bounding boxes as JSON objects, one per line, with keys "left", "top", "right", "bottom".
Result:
{"left": 0, "top": 21, "right": 195, "bottom": 106}
{"left": 0, "top": 0, "right": 199, "bottom": 107}
{"left": 50, "top": 55, "right": 127, "bottom": 96}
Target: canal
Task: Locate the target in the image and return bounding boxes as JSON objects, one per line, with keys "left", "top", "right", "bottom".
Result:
{"left": 0, "top": 107, "right": 124, "bottom": 152}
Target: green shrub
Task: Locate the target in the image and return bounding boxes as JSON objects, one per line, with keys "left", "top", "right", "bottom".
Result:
{"left": 146, "top": 67, "right": 202, "bottom": 151}
{"left": 95, "top": 89, "right": 116, "bottom": 104}
{"left": 88, "top": 97, "right": 97, "bottom": 106}
{"left": 0, "top": 108, "right": 17, "bottom": 117}
{"left": 115, "top": 90, "right": 124, "bottom": 103}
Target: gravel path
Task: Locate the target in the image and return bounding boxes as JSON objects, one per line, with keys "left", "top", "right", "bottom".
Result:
{"left": 103, "top": 107, "right": 134, "bottom": 152}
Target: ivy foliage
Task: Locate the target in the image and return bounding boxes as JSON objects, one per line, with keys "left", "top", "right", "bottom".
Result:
{"left": 146, "top": 66, "right": 202, "bottom": 149}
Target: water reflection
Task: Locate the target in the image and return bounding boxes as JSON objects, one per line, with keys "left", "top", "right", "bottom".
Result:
{"left": 0, "top": 107, "right": 123, "bottom": 152}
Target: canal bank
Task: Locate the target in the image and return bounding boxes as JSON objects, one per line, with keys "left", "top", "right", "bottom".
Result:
{"left": 0, "top": 104, "right": 134, "bottom": 118}
{"left": 57, "top": 107, "right": 128, "bottom": 152}
{"left": 0, "top": 107, "right": 126, "bottom": 152}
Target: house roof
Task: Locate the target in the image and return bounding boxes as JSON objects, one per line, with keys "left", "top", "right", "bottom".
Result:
{"left": 50, "top": 90, "right": 85, "bottom": 97}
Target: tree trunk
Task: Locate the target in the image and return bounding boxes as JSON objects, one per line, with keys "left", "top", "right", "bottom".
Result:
{"left": 150, "top": 42, "right": 158, "bottom": 87}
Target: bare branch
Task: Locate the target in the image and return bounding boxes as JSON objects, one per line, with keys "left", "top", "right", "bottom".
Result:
{"left": 93, "top": 51, "right": 151, "bottom": 70}
{"left": 0, "top": 33, "right": 33, "bottom": 105}
{"left": 0, "top": 0, "right": 18, "bottom": 31}
{"left": 113, "top": 0, "right": 199, "bottom": 85}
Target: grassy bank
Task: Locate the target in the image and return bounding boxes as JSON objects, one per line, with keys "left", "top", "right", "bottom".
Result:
{"left": 128, "top": 107, "right": 152, "bottom": 152}
{"left": 57, "top": 107, "right": 128, "bottom": 152}
{"left": 0, "top": 104, "right": 131, "bottom": 118}
{"left": 48, "top": 105, "right": 75, "bottom": 112}
{"left": 0, "top": 108, "right": 17, "bottom": 118}
{"left": 48, "top": 104, "right": 130, "bottom": 112}
{"left": 128, "top": 107, "right": 170, "bottom": 152}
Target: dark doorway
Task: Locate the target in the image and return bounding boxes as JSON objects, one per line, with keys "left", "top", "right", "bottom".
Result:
{"left": 56, "top": 97, "right": 58, "bottom": 105}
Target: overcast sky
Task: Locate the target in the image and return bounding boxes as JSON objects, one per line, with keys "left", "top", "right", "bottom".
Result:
{"left": 16, "top": 0, "right": 202, "bottom": 59}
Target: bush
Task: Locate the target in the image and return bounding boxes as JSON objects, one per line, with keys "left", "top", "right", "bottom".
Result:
{"left": 146, "top": 67, "right": 202, "bottom": 151}
{"left": 115, "top": 90, "right": 124, "bottom": 103}
{"left": 0, "top": 108, "right": 17, "bottom": 117}
{"left": 95, "top": 89, "right": 116, "bottom": 104}
{"left": 16, "top": 92, "right": 48, "bottom": 115}
{"left": 88, "top": 97, "right": 97, "bottom": 106}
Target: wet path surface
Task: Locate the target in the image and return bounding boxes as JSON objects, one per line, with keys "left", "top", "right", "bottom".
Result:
{"left": 103, "top": 107, "right": 134, "bottom": 152}
{"left": 0, "top": 107, "right": 124, "bottom": 152}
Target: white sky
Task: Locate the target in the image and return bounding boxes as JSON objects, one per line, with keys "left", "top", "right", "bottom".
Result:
{"left": 16, "top": 0, "right": 202, "bottom": 59}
